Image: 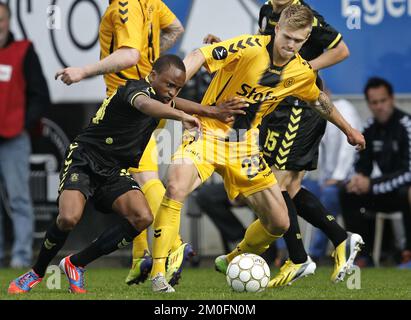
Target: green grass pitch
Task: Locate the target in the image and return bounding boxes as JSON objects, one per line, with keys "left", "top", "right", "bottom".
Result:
{"left": 1, "top": 267, "right": 411, "bottom": 300}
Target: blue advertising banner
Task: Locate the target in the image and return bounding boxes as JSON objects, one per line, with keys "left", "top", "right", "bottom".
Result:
{"left": 164, "top": 0, "right": 411, "bottom": 95}
{"left": 309, "top": 0, "right": 411, "bottom": 94}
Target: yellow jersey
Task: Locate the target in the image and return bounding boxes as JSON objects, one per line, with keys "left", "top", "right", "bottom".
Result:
{"left": 198, "top": 34, "right": 320, "bottom": 141}
{"left": 100, "top": 0, "right": 176, "bottom": 96}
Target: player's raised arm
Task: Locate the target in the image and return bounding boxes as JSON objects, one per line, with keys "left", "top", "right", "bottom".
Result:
{"left": 174, "top": 97, "right": 248, "bottom": 123}
{"left": 183, "top": 49, "right": 206, "bottom": 82}
{"left": 308, "top": 91, "right": 365, "bottom": 151}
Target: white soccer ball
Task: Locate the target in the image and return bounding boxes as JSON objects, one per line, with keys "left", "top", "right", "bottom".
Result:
{"left": 226, "top": 253, "right": 270, "bottom": 293}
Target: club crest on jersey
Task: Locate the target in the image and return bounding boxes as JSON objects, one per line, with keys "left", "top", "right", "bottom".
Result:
{"left": 212, "top": 46, "right": 228, "bottom": 60}
{"left": 70, "top": 173, "right": 79, "bottom": 182}
{"left": 284, "top": 77, "right": 295, "bottom": 88}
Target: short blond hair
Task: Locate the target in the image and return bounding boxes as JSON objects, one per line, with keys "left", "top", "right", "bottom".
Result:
{"left": 278, "top": 4, "right": 313, "bottom": 31}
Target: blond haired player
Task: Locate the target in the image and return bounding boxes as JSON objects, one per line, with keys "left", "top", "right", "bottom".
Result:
{"left": 149, "top": 5, "right": 365, "bottom": 292}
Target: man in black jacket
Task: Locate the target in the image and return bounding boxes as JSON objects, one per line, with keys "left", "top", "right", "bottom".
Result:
{"left": 341, "top": 77, "right": 411, "bottom": 268}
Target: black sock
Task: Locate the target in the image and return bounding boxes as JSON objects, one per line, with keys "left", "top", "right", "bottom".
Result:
{"left": 32, "top": 221, "right": 70, "bottom": 277}
{"left": 70, "top": 219, "right": 141, "bottom": 267}
{"left": 282, "top": 191, "right": 308, "bottom": 264}
{"left": 293, "top": 188, "right": 347, "bottom": 248}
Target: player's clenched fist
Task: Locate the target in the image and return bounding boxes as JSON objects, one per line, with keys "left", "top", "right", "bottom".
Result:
{"left": 347, "top": 128, "right": 366, "bottom": 151}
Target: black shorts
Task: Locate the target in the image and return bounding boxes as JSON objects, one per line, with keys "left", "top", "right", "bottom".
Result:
{"left": 259, "top": 98, "right": 326, "bottom": 171}
{"left": 58, "top": 142, "right": 141, "bottom": 214}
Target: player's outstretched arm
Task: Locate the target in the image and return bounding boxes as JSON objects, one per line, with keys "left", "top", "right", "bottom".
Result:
{"left": 308, "top": 40, "right": 350, "bottom": 71}
{"left": 55, "top": 47, "right": 140, "bottom": 85}
{"left": 309, "top": 91, "right": 365, "bottom": 151}
{"left": 174, "top": 97, "right": 247, "bottom": 123}
{"left": 183, "top": 49, "right": 206, "bottom": 82}
{"left": 133, "top": 95, "right": 201, "bottom": 131}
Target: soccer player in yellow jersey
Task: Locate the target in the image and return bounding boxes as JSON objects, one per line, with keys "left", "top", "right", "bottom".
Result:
{"left": 56, "top": 0, "right": 183, "bottom": 91}
{"left": 149, "top": 4, "right": 365, "bottom": 292}
{"left": 55, "top": 0, "right": 188, "bottom": 286}
{"left": 207, "top": 0, "right": 362, "bottom": 287}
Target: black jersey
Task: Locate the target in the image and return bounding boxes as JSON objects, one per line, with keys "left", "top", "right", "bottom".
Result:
{"left": 258, "top": 0, "right": 338, "bottom": 170}
{"left": 75, "top": 79, "right": 170, "bottom": 169}
{"left": 258, "top": 0, "right": 342, "bottom": 62}
{"left": 355, "top": 108, "right": 411, "bottom": 195}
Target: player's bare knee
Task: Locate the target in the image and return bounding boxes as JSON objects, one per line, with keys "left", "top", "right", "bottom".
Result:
{"left": 57, "top": 213, "right": 80, "bottom": 231}
{"left": 279, "top": 216, "right": 290, "bottom": 234}
{"left": 139, "top": 208, "right": 153, "bottom": 229}
{"left": 126, "top": 207, "right": 153, "bottom": 230}
{"left": 266, "top": 217, "right": 289, "bottom": 235}
{"left": 165, "top": 181, "right": 187, "bottom": 201}
{"left": 277, "top": 212, "right": 290, "bottom": 233}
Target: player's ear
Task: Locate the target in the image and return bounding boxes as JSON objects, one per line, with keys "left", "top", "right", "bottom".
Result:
{"left": 149, "top": 70, "right": 157, "bottom": 82}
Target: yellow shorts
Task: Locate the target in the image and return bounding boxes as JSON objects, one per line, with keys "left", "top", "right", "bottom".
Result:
{"left": 128, "top": 135, "right": 159, "bottom": 173}
{"left": 128, "top": 119, "right": 168, "bottom": 174}
{"left": 172, "top": 132, "right": 276, "bottom": 200}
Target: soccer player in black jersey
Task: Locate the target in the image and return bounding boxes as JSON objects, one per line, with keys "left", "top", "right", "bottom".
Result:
{"left": 7, "top": 54, "right": 245, "bottom": 294}
{"left": 256, "top": 0, "right": 364, "bottom": 287}
{"left": 258, "top": 0, "right": 362, "bottom": 287}
{"left": 206, "top": 0, "right": 364, "bottom": 286}
{"left": 55, "top": 1, "right": 188, "bottom": 287}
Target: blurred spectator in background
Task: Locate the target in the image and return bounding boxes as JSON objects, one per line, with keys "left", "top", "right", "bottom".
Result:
{"left": 0, "top": 3, "right": 50, "bottom": 268}
{"left": 307, "top": 97, "right": 362, "bottom": 262}
{"left": 340, "top": 77, "right": 411, "bottom": 268}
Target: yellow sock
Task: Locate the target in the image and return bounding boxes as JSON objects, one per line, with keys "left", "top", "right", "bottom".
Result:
{"left": 132, "top": 179, "right": 165, "bottom": 259}
{"left": 170, "top": 235, "right": 184, "bottom": 252}
{"left": 131, "top": 230, "right": 149, "bottom": 259}
{"left": 150, "top": 196, "right": 183, "bottom": 277}
{"left": 226, "top": 219, "right": 283, "bottom": 263}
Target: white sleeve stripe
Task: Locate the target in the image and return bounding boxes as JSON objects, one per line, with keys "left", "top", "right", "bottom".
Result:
{"left": 373, "top": 116, "right": 411, "bottom": 194}
{"left": 362, "top": 118, "right": 374, "bottom": 131}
